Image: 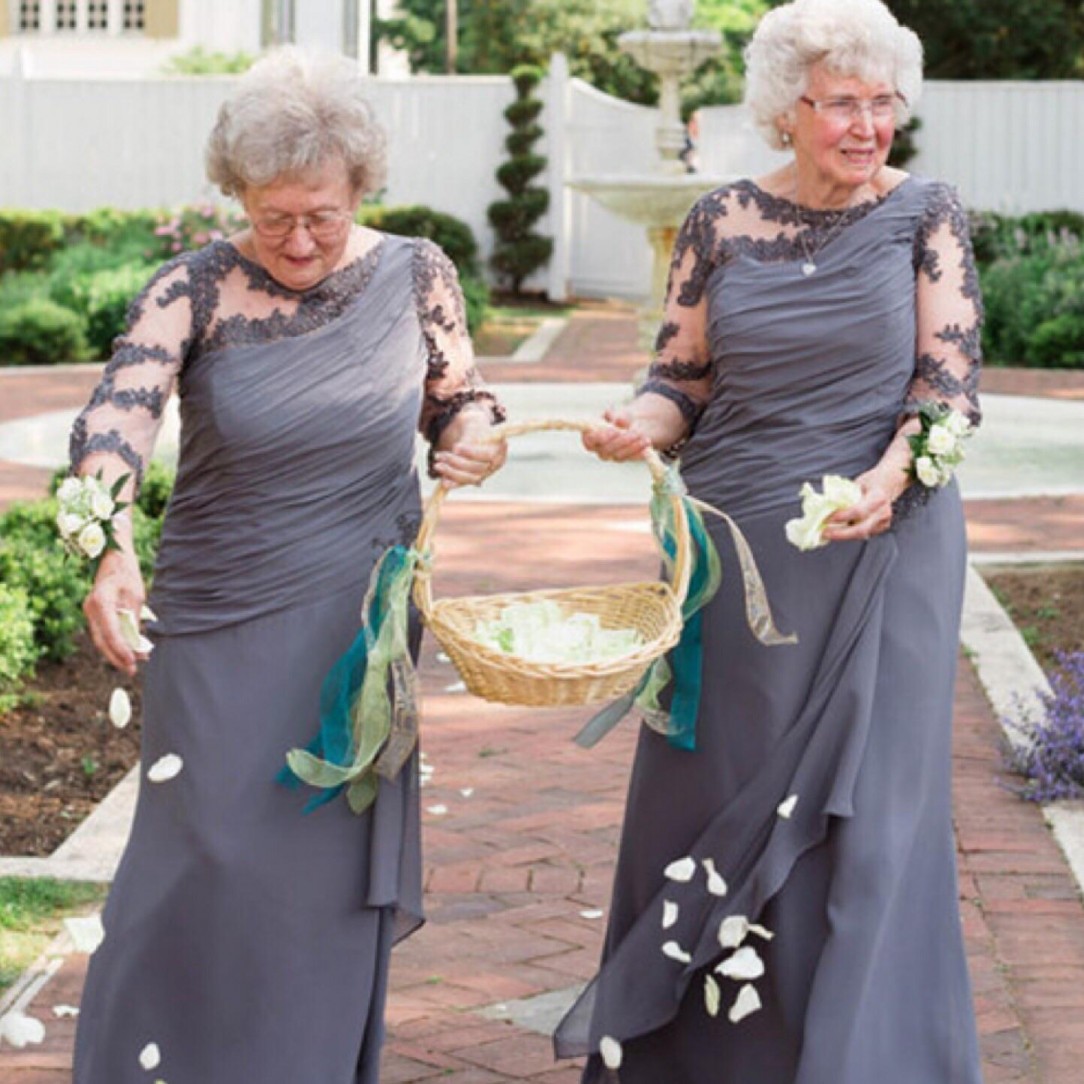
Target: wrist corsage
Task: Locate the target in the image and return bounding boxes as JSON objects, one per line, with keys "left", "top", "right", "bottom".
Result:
{"left": 55, "top": 472, "right": 131, "bottom": 567}
{"left": 907, "top": 403, "right": 973, "bottom": 489}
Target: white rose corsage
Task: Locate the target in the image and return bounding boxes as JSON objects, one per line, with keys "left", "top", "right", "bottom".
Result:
{"left": 907, "top": 403, "right": 972, "bottom": 489}
{"left": 55, "top": 472, "right": 131, "bottom": 566}
{"left": 784, "top": 474, "right": 863, "bottom": 552}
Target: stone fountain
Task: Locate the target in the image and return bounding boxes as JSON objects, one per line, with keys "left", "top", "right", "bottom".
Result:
{"left": 569, "top": 0, "right": 725, "bottom": 344}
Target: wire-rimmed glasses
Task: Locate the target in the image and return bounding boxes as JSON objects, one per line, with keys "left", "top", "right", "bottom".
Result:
{"left": 250, "top": 209, "right": 354, "bottom": 241}
{"left": 798, "top": 93, "right": 906, "bottom": 124}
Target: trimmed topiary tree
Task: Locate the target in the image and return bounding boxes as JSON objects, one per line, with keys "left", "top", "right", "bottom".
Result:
{"left": 488, "top": 65, "right": 553, "bottom": 295}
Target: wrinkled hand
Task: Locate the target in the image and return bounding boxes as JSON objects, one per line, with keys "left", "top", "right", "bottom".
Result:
{"left": 821, "top": 468, "right": 902, "bottom": 543}
{"left": 582, "top": 408, "right": 652, "bottom": 462}
{"left": 84, "top": 548, "right": 148, "bottom": 677}
{"left": 432, "top": 428, "right": 508, "bottom": 488}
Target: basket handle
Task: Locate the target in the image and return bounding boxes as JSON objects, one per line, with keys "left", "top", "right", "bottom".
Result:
{"left": 413, "top": 417, "right": 692, "bottom": 619}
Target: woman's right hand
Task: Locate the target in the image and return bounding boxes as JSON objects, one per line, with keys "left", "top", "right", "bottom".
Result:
{"left": 582, "top": 408, "right": 653, "bottom": 462}
{"left": 84, "top": 547, "right": 148, "bottom": 677}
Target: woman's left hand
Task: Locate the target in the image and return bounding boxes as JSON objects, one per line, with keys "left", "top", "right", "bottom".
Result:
{"left": 821, "top": 467, "right": 903, "bottom": 543}
{"left": 432, "top": 416, "right": 507, "bottom": 489}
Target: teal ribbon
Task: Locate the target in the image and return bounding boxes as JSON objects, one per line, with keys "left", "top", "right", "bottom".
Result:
{"left": 278, "top": 545, "right": 422, "bottom": 815}
{"left": 575, "top": 463, "right": 796, "bottom": 751}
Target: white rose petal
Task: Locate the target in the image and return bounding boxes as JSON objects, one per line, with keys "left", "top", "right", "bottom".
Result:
{"left": 90, "top": 489, "right": 115, "bottom": 520}
{"left": 926, "top": 423, "right": 956, "bottom": 456}
{"left": 718, "top": 915, "right": 749, "bottom": 950}
{"left": 662, "top": 900, "right": 679, "bottom": 929}
{"left": 444, "top": 680, "right": 467, "bottom": 693}
{"left": 661, "top": 940, "right": 692, "bottom": 964}
{"left": 147, "top": 754, "right": 183, "bottom": 783}
{"left": 52, "top": 1004, "right": 80, "bottom": 1018}
{"left": 776, "top": 794, "right": 799, "bottom": 819}
{"left": 108, "top": 687, "right": 132, "bottom": 729}
{"left": 57, "top": 476, "right": 84, "bottom": 503}
{"left": 663, "top": 855, "right": 696, "bottom": 882}
{"left": 117, "top": 609, "right": 154, "bottom": 655}
{"left": 139, "top": 1041, "right": 162, "bottom": 1070}
{"left": 915, "top": 455, "right": 940, "bottom": 488}
{"left": 716, "top": 945, "right": 766, "bottom": 981}
{"left": 702, "top": 858, "right": 728, "bottom": 897}
{"left": 784, "top": 513, "right": 827, "bottom": 552}
{"left": 728, "top": 983, "right": 762, "bottom": 1024}
{"left": 599, "top": 1035, "right": 623, "bottom": 1070}
{"left": 436, "top": 651, "right": 451, "bottom": 663}
{"left": 0, "top": 1010, "right": 46, "bottom": 1048}
{"left": 946, "top": 411, "right": 972, "bottom": 437}
{"left": 747, "top": 922, "right": 775, "bottom": 941}
{"left": 426, "top": 804, "right": 448, "bottom": 816}
{"left": 77, "top": 522, "right": 106, "bottom": 560}
{"left": 704, "top": 973, "right": 721, "bottom": 1017}
{"left": 64, "top": 913, "right": 105, "bottom": 953}
{"left": 580, "top": 909, "right": 604, "bottom": 920}
{"left": 140, "top": 604, "right": 159, "bottom": 623}
{"left": 459, "top": 787, "right": 474, "bottom": 798}
{"left": 821, "top": 474, "right": 863, "bottom": 506}
{"left": 56, "top": 511, "right": 85, "bottom": 538}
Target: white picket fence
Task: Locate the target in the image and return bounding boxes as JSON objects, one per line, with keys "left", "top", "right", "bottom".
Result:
{"left": 0, "top": 54, "right": 1081, "bottom": 301}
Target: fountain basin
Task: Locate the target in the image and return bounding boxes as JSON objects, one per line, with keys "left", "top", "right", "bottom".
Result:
{"left": 618, "top": 29, "right": 721, "bottom": 74}
{"left": 569, "top": 174, "right": 729, "bottom": 229}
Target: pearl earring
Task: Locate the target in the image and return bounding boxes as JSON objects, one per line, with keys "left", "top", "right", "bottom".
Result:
{"left": 781, "top": 131, "right": 792, "bottom": 147}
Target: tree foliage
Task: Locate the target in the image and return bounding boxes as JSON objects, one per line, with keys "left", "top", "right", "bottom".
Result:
{"left": 885, "top": 0, "right": 1084, "bottom": 79}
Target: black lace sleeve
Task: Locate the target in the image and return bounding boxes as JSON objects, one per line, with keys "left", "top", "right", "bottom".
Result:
{"left": 637, "top": 191, "right": 723, "bottom": 425}
{"left": 69, "top": 255, "right": 195, "bottom": 496}
{"left": 907, "top": 184, "right": 983, "bottom": 426}
{"left": 412, "top": 240, "right": 505, "bottom": 471}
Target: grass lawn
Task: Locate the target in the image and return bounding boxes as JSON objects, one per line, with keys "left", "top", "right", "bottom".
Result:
{"left": 0, "top": 878, "right": 106, "bottom": 999}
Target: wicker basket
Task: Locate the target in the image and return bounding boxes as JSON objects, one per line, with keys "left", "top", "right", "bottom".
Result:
{"left": 413, "top": 419, "right": 691, "bottom": 707}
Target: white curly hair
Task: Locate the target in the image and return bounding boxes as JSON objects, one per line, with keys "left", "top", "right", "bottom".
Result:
{"left": 743, "top": 0, "right": 923, "bottom": 150}
{"left": 205, "top": 47, "right": 387, "bottom": 198}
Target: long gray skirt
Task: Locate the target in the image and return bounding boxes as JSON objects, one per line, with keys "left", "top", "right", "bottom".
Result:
{"left": 73, "top": 589, "right": 422, "bottom": 1083}
{"left": 559, "top": 485, "right": 983, "bottom": 1083}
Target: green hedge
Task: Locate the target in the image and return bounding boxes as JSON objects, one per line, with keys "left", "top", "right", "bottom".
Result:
{"left": 0, "top": 299, "right": 88, "bottom": 365}
{"left": 0, "top": 585, "right": 36, "bottom": 713}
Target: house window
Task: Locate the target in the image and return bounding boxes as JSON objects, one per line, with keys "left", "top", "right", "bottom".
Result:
{"left": 56, "top": 0, "right": 79, "bottom": 30}
{"left": 18, "top": 0, "right": 42, "bottom": 30}
{"left": 87, "top": 0, "right": 109, "bottom": 29}
{"left": 123, "top": 0, "right": 146, "bottom": 31}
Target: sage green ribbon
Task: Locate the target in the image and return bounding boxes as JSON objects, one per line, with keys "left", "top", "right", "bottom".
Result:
{"left": 279, "top": 545, "right": 422, "bottom": 815}
{"left": 574, "top": 465, "right": 796, "bottom": 751}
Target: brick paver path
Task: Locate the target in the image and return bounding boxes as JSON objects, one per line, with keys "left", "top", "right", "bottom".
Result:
{"left": 2, "top": 321, "right": 1083, "bottom": 1082}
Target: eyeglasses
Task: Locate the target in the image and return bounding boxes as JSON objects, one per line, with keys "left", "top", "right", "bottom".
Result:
{"left": 250, "top": 210, "right": 354, "bottom": 240}
{"left": 799, "top": 93, "right": 904, "bottom": 123}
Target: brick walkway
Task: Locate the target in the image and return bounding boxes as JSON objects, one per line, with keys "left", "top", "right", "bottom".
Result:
{"left": 1, "top": 318, "right": 1083, "bottom": 1082}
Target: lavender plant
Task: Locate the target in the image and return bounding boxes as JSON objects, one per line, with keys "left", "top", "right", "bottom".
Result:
{"left": 1004, "top": 650, "right": 1084, "bottom": 802}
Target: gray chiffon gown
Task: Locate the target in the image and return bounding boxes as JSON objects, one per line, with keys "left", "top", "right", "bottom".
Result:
{"left": 555, "top": 176, "right": 986, "bottom": 1083}
{"left": 68, "top": 230, "right": 501, "bottom": 1082}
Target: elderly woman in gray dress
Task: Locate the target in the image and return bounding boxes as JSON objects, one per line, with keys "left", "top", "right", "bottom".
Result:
{"left": 69, "top": 48, "right": 505, "bottom": 1083}
{"left": 567, "top": 0, "right": 985, "bottom": 1080}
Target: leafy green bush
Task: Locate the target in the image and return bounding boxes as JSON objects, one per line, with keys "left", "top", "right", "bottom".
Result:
{"left": 65, "top": 263, "right": 158, "bottom": 357}
{"left": 981, "top": 238, "right": 1084, "bottom": 369}
{"left": 0, "top": 299, "right": 88, "bottom": 365}
{"left": 147, "top": 204, "right": 243, "bottom": 261}
{"left": 969, "top": 209, "right": 1084, "bottom": 270}
{"left": 161, "top": 46, "right": 256, "bottom": 74}
{"left": 0, "top": 585, "right": 37, "bottom": 712}
{"left": 0, "top": 211, "right": 71, "bottom": 274}
{"left": 360, "top": 204, "right": 480, "bottom": 276}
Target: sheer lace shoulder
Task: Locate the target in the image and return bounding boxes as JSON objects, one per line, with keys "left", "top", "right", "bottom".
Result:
{"left": 907, "top": 182, "right": 983, "bottom": 425}
{"left": 69, "top": 253, "right": 196, "bottom": 494}
{"left": 412, "top": 238, "right": 504, "bottom": 458}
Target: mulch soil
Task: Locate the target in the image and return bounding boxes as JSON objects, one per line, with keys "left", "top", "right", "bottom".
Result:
{"left": 0, "top": 632, "right": 141, "bottom": 855}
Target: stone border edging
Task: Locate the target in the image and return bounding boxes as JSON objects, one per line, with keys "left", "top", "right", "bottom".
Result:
{"left": 508, "top": 316, "right": 568, "bottom": 364}
{"left": 961, "top": 563, "right": 1084, "bottom": 896}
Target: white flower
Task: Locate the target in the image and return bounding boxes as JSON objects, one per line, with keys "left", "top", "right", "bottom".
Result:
{"left": 661, "top": 940, "right": 692, "bottom": 964}
{"left": 662, "top": 900, "right": 679, "bottom": 929}
{"left": 599, "top": 1035, "right": 623, "bottom": 1070}
{"left": 90, "top": 488, "right": 115, "bottom": 520}
{"left": 426, "top": 804, "right": 448, "bottom": 816}
{"left": 139, "top": 1041, "right": 162, "bottom": 1070}
{"left": 664, "top": 855, "right": 696, "bottom": 882}
{"left": 108, "top": 687, "right": 132, "bottom": 728}
{"left": 821, "top": 475, "right": 863, "bottom": 506}
{"left": 147, "top": 754, "right": 183, "bottom": 783}
{"left": 785, "top": 514, "right": 826, "bottom": 552}
{"left": 57, "top": 476, "right": 84, "bottom": 504}
{"left": 580, "top": 909, "right": 604, "bottom": 920}
{"left": 56, "top": 511, "right": 85, "bottom": 538}
{"left": 718, "top": 915, "right": 750, "bottom": 950}
{"left": 0, "top": 1010, "right": 45, "bottom": 1048}
{"left": 140, "top": 604, "right": 159, "bottom": 623}
{"left": 748, "top": 922, "right": 775, "bottom": 941}
{"left": 716, "top": 945, "right": 765, "bottom": 981}
{"left": 52, "top": 1005, "right": 80, "bottom": 1018}
{"left": 926, "top": 423, "right": 956, "bottom": 457}
{"left": 914, "top": 455, "right": 941, "bottom": 488}
{"left": 776, "top": 794, "right": 799, "bottom": 819}
{"left": 728, "top": 983, "right": 762, "bottom": 1024}
{"left": 702, "top": 857, "right": 728, "bottom": 897}
{"left": 784, "top": 475, "right": 861, "bottom": 552}
{"left": 946, "top": 411, "right": 972, "bottom": 437}
{"left": 704, "top": 974, "right": 721, "bottom": 1017}
{"left": 117, "top": 609, "right": 154, "bottom": 655}
{"left": 77, "top": 522, "right": 106, "bottom": 559}
{"left": 459, "top": 787, "right": 474, "bottom": 798}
